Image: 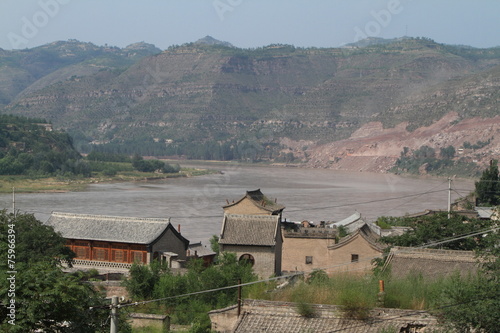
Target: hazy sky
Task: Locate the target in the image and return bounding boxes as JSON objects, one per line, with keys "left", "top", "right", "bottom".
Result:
{"left": 1, "top": 0, "right": 499, "bottom": 50}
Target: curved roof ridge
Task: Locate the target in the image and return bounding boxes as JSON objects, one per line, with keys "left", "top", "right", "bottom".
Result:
{"left": 328, "top": 223, "right": 384, "bottom": 251}
{"left": 222, "top": 189, "right": 285, "bottom": 212}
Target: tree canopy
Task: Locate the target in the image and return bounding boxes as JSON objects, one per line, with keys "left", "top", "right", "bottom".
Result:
{"left": 123, "top": 252, "right": 256, "bottom": 331}
{"left": 475, "top": 160, "right": 500, "bottom": 206}
{"left": 379, "top": 212, "right": 491, "bottom": 251}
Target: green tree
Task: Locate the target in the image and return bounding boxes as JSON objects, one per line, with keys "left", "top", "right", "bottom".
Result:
{"left": 413, "top": 145, "right": 436, "bottom": 159}
{"left": 131, "top": 154, "right": 165, "bottom": 172}
{"left": 122, "top": 261, "right": 168, "bottom": 299}
{"left": 437, "top": 230, "right": 500, "bottom": 332}
{"left": 209, "top": 235, "right": 220, "bottom": 255}
{"left": 380, "top": 212, "right": 490, "bottom": 251}
{"left": 440, "top": 145, "right": 455, "bottom": 159}
{"left": 124, "top": 252, "right": 256, "bottom": 330}
{"left": 475, "top": 160, "right": 500, "bottom": 206}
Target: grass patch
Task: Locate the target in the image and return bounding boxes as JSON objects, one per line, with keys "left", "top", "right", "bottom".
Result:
{"left": 246, "top": 271, "right": 481, "bottom": 316}
{"left": 296, "top": 300, "right": 316, "bottom": 318}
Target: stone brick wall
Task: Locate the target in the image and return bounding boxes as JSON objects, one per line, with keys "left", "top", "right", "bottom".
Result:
{"left": 282, "top": 233, "right": 382, "bottom": 275}
{"left": 221, "top": 245, "right": 277, "bottom": 278}
{"left": 282, "top": 236, "right": 335, "bottom": 273}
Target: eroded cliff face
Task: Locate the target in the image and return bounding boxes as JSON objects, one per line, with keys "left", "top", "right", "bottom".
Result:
{"left": 279, "top": 112, "right": 500, "bottom": 173}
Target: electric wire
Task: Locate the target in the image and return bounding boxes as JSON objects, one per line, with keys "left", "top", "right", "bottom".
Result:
{"left": 301, "top": 226, "right": 498, "bottom": 275}
{"left": 9, "top": 186, "right": 459, "bottom": 219}
{"left": 378, "top": 178, "right": 450, "bottom": 216}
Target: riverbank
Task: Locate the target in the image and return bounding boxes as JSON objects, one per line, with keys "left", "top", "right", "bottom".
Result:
{"left": 0, "top": 167, "right": 219, "bottom": 193}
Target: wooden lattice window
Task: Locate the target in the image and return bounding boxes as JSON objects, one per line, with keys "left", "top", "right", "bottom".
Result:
{"left": 132, "top": 251, "right": 145, "bottom": 263}
{"left": 112, "top": 250, "right": 127, "bottom": 262}
{"left": 75, "top": 247, "right": 89, "bottom": 259}
{"left": 94, "top": 248, "right": 108, "bottom": 261}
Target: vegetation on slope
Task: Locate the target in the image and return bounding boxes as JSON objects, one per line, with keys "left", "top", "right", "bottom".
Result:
{"left": 0, "top": 115, "right": 86, "bottom": 176}
{"left": 0, "top": 115, "right": 202, "bottom": 192}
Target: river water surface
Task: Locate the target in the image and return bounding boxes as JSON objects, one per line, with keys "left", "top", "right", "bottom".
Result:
{"left": 0, "top": 164, "right": 474, "bottom": 244}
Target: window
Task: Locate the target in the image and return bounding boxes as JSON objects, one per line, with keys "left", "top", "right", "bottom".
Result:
{"left": 75, "top": 247, "right": 89, "bottom": 259}
{"left": 305, "top": 256, "right": 313, "bottom": 264}
{"left": 239, "top": 254, "right": 255, "bottom": 266}
{"left": 94, "top": 248, "right": 108, "bottom": 261}
{"left": 113, "top": 250, "right": 126, "bottom": 262}
{"left": 351, "top": 254, "right": 359, "bottom": 262}
{"left": 132, "top": 251, "right": 145, "bottom": 263}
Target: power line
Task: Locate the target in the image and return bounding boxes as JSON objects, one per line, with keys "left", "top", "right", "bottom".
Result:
{"left": 379, "top": 179, "right": 450, "bottom": 216}
{"left": 284, "top": 189, "right": 448, "bottom": 214}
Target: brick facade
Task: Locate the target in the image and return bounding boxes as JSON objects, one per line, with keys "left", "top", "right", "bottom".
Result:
{"left": 282, "top": 224, "right": 384, "bottom": 275}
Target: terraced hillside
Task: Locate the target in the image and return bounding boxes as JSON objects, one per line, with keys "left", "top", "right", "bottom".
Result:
{"left": 1, "top": 37, "right": 499, "bottom": 172}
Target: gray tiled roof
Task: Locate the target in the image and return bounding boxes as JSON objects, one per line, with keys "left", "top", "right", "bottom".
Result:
{"left": 384, "top": 247, "right": 481, "bottom": 279}
{"left": 329, "top": 223, "right": 384, "bottom": 251}
{"left": 215, "top": 300, "right": 440, "bottom": 333}
{"left": 188, "top": 242, "right": 216, "bottom": 257}
{"left": 47, "top": 212, "right": 172, "bottom": 244}
{"left": 219, "top": 214, "right": 279, "bottom": 246}
{"left": 328, "top": 211, "right": 361, "bottom": 228}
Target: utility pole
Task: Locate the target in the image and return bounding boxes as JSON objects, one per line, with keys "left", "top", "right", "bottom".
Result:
{"left": 448, "top": 177, "right": 452, "bottom": 219}
{"left": 237, "top": 279, "right": 242, "bottom": 316}
{"left": 110, "top": 296, "right": 118, "bottom": 333}
{"left": 12, "top": 187, "right": 15, "bottom": 218}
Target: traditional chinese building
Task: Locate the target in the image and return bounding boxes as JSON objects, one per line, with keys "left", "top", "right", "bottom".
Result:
{"left": 47, "top": 212, "right": 189, "bottom": 269}
{"left": 282, "top": 222, "right": 385, "bottom": 275}
{"left": 219, "top": 213, "right": 282, "bottom": 278}
{"left": 223, "top": 189, "right": 285, "bottom": 219}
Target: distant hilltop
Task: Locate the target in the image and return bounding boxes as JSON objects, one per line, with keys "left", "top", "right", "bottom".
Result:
{"left": 194, "top": 35, "right": 234, "bottom": 48}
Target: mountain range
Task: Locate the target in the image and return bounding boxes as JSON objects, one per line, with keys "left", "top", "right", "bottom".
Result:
{"left": 1, "top": 36, "right": 499, "bottom": 173}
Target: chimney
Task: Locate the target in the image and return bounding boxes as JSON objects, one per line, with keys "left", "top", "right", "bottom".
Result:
{"left": 178, "top": 224, "right": 181, "bottom": 233}
{"left": 226, "top": 199, "right": 229, "bottom": 204}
